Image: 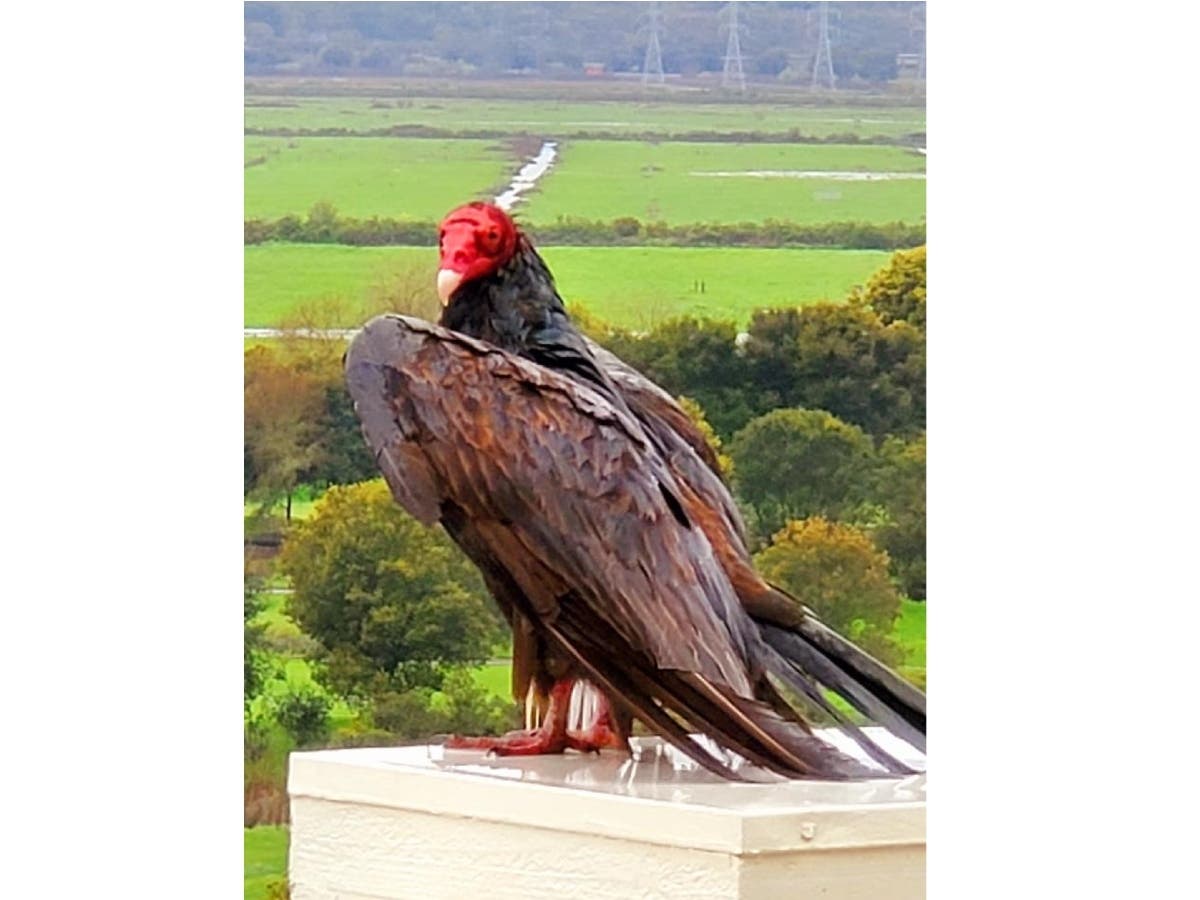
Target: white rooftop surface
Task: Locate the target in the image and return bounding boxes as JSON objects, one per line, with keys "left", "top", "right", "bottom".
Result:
{"left": 289, "top": 729, "right": 926, "bottom": 856}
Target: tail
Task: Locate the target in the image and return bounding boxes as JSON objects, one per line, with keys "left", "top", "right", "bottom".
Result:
{"left": 753, "top": 588, "right": 926, "bottom": 755}
{"left": 541, "top": 597, "right": 880, "bottom": 781}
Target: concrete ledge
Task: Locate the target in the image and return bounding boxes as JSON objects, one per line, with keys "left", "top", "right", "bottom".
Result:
{"left": 288, "top": 731, "right": 925, "bottom": 899}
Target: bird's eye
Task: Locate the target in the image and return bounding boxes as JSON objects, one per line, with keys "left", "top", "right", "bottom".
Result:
{"left": 480, "top": 227, "right": 502, "bottom": 253}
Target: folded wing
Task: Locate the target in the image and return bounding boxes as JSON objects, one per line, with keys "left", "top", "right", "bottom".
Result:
{"left": 345, "top": 314, "right": 875, "bottom": 780}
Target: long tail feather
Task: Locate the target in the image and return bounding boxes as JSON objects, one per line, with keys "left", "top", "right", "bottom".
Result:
{"left": 550, "top": 601, "right": 875, "bottom": 780}
{"left": 539, "top": 620, "right": 749, "bottom": 781}
{"left": 759, "top": 645, "right": 917, "bottom": 774}
{"left": 678, "top": 673, "right": 876, "bottom": 779}
{"left": 759, "top": 621, "right": 926, "bottom": 753}
{"left": 798, "top": 618, "right": 927, "bottom": 719}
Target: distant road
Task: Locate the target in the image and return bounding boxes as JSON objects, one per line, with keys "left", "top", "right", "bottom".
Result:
{"left": 245, "top": 327, "right": 360, "bottom": 339}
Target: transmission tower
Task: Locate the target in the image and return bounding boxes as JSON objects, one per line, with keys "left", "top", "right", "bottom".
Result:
{"left": 721, "top": 2, "right": 747, "bottom": 92}
{"left": 910, "top": 4, "right": 926, "bottom": 82}
{"left": 810, "top": 1, "right": 836, "bottom": 91}
{"left": 641, "top": 2, "right": 665, "bottom": 86}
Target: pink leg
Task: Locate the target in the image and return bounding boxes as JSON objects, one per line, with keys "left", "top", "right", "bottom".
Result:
{"left": 446, "top": 680, "right": 630, "bottom": 756}
{"left": 566, "top": 700, "right": 630, "bottom": 754}
{"left": 445, "top": 679, "right": 573, "bottom": 755}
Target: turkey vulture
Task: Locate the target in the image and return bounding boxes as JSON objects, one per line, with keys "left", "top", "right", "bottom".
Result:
{"left": 343, "top": 203, "right": 925, "bottom": 780}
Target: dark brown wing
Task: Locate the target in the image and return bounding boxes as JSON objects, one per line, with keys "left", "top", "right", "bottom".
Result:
{"left": 586, "top": 339, "right": 727, "bottom": 477}
{"left": 345, "top": 314, "right": 872, "bottom": 780}
{"left": 585, "top": 337, "right": 927, "bottom": 758}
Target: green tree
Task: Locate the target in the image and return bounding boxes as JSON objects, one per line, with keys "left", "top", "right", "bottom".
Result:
{"left": 730, "top": 408, "right": 875, "bottom": 542}
{"left": 869, "top": 433, "right": 926, "bottom": 600}
{"left": 854, "top": 245, "right": 926, "bottom": 329}
{"left": 244, "top": 344, "right": 327, "bottom": 522}
{"left": 245, "top": 304, "right": 396, "bottom": 509}
{"left": 279, "top": 480, "right": 504, "bottom": 698}
{"left": 678, "top": 395, "right": 733, "bottom": 478}
{"left": 755, "top": 517, "right": 902, "bottom": 665}
{"left": 743, "top": 302, "right": 924, "bottom": 439}
{"left": 310, "top": 383, "right": 378, "bottom": 487}
{"left": 244, "top": 577, "right": 269, "bottom": 706}
{"left": 602, "top": 316, "right": 755, "bottom": 439}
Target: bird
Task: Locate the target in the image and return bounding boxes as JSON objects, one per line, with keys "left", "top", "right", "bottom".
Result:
{"left": 434, "top": 203, "right": 925, "bottom": 761}
{"left": 343, "top": 202, "right": 925, "bottom": 780}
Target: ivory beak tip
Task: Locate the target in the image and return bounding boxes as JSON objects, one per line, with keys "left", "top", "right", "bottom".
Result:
{"left": 436, "top": 269, "right": 463, "bottom": 305}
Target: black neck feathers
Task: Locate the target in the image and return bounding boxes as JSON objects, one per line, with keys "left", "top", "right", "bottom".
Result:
{"left": 438, "top": 238, "right": 625, "bottom": 409}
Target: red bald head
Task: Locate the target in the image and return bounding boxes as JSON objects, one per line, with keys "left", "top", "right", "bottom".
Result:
{"left": 436, "top": 202, "right": 520, "bottom": 304}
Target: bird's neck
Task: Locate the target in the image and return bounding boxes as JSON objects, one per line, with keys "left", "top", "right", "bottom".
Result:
{"left": 440, "top": 240, "right": 572, "bottom": 353}
{"left": 439, "top": 240, "right": 632, "bottom": 414}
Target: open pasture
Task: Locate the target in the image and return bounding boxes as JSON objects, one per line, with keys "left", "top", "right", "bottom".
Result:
{"left": 244, "top": 137, "right": 514, "bottom": 220}
{"left": 244, "top": 244, "right": 890, "bottom": 331}
{"left": 524, "top": 140, "right": 926, "bottom": 226}
{"left": 244, "top": 825, "right": 288, "bottom": 900}
{"left": 245, "top": 245, "right": 432, "bottom": 326}
{"left": 245, "top": 95, "right": 926, "bottom": 140}
{"left": 243, "top": 136, "right": 924, "bottom": 226}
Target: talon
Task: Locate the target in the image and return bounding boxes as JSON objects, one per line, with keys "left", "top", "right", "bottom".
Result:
{"left": 443, "top": 679, "right": 631, "bottom": 758}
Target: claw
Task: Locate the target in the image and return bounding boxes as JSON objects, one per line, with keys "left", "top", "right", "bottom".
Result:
{"left": 565, "top": 706, "right": 630, "bottom": 754}
{"left": 443, "top": 678, "right": 629, "bottom": 757}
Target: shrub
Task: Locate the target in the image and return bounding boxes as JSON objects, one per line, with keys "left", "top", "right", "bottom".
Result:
{"left": 368, "top": 673, "right": 517, "bottom": 741}
{"left": 371, "top": 689, "right": 442, "bottom": 738}
{"left": 280, "top": 480, "right": 505, "bottom": 698}
{"left": 244, "top": 708, "right": 272, "bottom": 762}
{"left": 440, "top": 668, "right": 517, "bottom": 736}
{"left": 242, "top": 211, "right": 924, "bottom": 251}
{"left": 755, "top": 517, "right": 903, "bottom": 665}
{"left": 612, "top": 216, "right": 641, "bottom": 238}
{"left": 853, "top": 245, "right": 926, "bottom": 328}
{"left": 270, "top": 683, "right": 332, "bottom": 747}
{"left": 730, "top": 408, "right": 876, "bottom": 541}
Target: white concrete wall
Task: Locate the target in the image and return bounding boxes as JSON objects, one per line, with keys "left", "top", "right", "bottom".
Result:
{"left": 288, "top": 737, "right": 925, "bottom": 900}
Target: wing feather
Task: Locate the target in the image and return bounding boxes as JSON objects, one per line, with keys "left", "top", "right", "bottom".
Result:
{"left": 346, "top": 315, "right": 872, "bottom": 779}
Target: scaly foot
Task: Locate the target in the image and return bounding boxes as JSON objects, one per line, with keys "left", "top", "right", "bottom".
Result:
{"left": 446, "top": 678, "right": 575, "bottom": 756}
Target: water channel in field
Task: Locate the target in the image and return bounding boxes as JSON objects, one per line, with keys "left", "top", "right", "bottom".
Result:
{"left": 494, "top": 140, "right": 559, "bottom": 211}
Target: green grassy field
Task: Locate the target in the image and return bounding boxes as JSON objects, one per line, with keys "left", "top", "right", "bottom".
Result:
{"left": 244, "top": 243, "right": 889, "bottom": 330}
{"left": 244, "top": 825, "right": 288, "bottom": 900}
{"left": 246, "top": 95, "right": 926, "bottom": 139}
{"left": 524, "top": 140, "right": 925, "bottom": 226}
{"left": 244, "top": 245, "right": 432, "bottom": 326}
{"left": 249, "top": 591, "right": 358, "bottom": 730}
{"left": 470, "top": 660, "right": 514, "bottom": 700}
{"left": 244, "top": 137, "right": 514, "bottom": 220}
{"left": 245, "top": 495, "right": 318, "bottom": 522}
{"left": 544, "top": 246, "right": 888, "bottom": 329}
{"left": 893, "top": 597, "right": 927, "bottom": 668}
{"left": 243, "top": 136, "right": 924, "bottom": 225}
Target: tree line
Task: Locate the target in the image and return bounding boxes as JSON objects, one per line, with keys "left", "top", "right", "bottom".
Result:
{"left": 245, "top": 1, "right": 927, "bottom": 85}
{"left": 246, "top": 202, "right": 925, "bottom": 251}
{"left": 245, "top": 125, "right": 923, "bottom": 147}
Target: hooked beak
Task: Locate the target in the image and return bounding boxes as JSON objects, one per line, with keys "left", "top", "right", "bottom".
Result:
{"left": 436, "top": 268, "right": 463, "bottom": 306}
